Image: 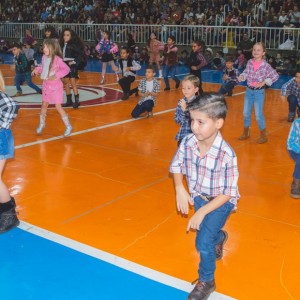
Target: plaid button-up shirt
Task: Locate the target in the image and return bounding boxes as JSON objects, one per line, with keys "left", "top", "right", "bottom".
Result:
{"left": 0, "top": 91, "right": 20, "bottom": 129}
{"left": 240, "top": 58, "right": 279, "bottom": 86}
{"left": 170, "top": 132, "right": 240, "bottom": 205}
{"left": 281, "top": 78, "right": 300, "bottom": 100}
{"left": 174, "top": 97, "right": 194, "bottom": 141}
{"left": 138, "top": 78, "right": 160, "bottom": 105}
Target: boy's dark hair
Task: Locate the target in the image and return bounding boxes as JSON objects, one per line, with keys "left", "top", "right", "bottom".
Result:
{"left": 187, "top": 93, "right": 227, "bottom": 120}
{"left": 12, "top": 43, "right": 22, "bottom": 49}
{"left": 225, "top": 55, "right": 234, "bottom": 62}
{"left": 121, "top": 46, "right": 130, "bottom": 53}
{"left": 168, "top": 35, "right": 176, "bottom": 42}
{"left": 145, "top": 65, "right": 156, "bottom": 72}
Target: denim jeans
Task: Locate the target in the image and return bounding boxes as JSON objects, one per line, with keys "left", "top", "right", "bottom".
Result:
{"left": 218, "top": 82, "right": 235, "bottom": 96}
{"left": 163, "top": 65, "right": 179, "bottom": 89}
{"left": 194, "top": 196, "right": 234, "bottom": 282}
{"left": 15, "top": 72, "right": 42, "bottom": 93}
{"left": 243, "top": 88, "right": 266, "bottom": 130}
{"left": 289, "top": 150, "right": 300, "bottom": 179}
{"left": 0, "top": 128, "right": 14, "bottom": 160}
{"left": 131, "top": 100, "right": 154, "bottom": 118}
{"left": 287, "top": 95, "right": 300, "bottom": 115}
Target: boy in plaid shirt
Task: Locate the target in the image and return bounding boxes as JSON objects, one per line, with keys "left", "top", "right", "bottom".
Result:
{"left": 131, "top": 65, "right": 160, "bottom": 118}
{"left": 170, "top": 93, "right": 239, "bottom": 300}
{"left": 281, "top": 69, "right": 300, "bottom": 122}
{"left": 218, "top": 56, "right": 239, "bottom": 97}
{"left": 174, "top": 75, "right": 199, "bottom": 146}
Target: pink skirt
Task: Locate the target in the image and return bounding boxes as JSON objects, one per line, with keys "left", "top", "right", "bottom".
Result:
{"left": 42, "top": 79, "right": 64, "bottom": 104}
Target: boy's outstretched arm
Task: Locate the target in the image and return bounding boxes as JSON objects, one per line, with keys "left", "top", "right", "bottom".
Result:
{"left": 173, "top": 173, "right": 193, "bottom": 215}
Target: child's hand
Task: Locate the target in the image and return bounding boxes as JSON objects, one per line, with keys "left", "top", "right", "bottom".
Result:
{"left": 31, "top": 69, "right": 38, "bottom": 76}
{"left": 237, "top": 75, "right": 244, "bottom": 82}
{"left": 191, "top": 66, "right": 197, "bottom": 70}
{"left": 223, "top": 74, "right": 228, "bottom": 80}
{"left": 187, "top": 208, "right": 206, "bottom": 231}
{"left": 112, "top": 65, "right": 119, "bottom": 72}
{"left": 175, "top": 186, "right": 193, "bottom": 215}
{"left": 125, "top": 66, "right": 131, "bottom": 72}
{"left": 179, "top": 99, "right": 187, "bottom": 111}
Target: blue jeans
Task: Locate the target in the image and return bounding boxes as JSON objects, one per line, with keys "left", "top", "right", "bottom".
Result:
{"left": 287, "top": 95, "right": 300, "bottom": 115}
{"left": 15, "top": 72, "right": 42, "bottom": 93}
{"left": 194, "top": 196, "right": 234, "bottom": 282}
{"left": 289, "top": 150, "right": 300, "bottom": 179}
{"left": 0, "top": 128, "right": 14, "bottom": 160}
{"left": 131, "top": 100, "right": 154, "bottom": 118}
{"left": 218, "top": 82, "right": 235, "bottom": 96}
{"left": 163, "top": 65, "right": 179, "bottom": 89}
{"left": 243, "top": 88, "right": 266, "bottom": 130}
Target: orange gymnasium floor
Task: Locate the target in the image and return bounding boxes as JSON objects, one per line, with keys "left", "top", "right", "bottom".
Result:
{"left": 1, "top": 63, "right": 300, "bottom": 300}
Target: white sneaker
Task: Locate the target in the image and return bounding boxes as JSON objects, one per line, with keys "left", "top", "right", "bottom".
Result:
{"left": 100, "top": 77, "right": 105, "bottom": 84}
{"left": 116, "top": 74, "right": 120, "bottom": 82}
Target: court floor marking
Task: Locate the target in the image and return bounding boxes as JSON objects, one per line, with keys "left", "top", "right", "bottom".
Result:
{"left": 18, "top": 221, "right": 235, "bottom": 300}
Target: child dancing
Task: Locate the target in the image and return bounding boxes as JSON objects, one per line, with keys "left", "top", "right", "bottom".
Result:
{"left": 32, "top": 39, "right": 73, "bottom": 137}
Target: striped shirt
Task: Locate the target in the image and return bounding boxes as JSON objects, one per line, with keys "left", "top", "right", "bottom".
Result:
{"left": 281, "top": 78, "right": 300, "bottom": 100}
{"left": 240, "top": 58, "right": 279, "bottom": 86}
{"left": 174, "top": 97, "right": 194, "bottom": 141}
{"left": 0, "top": 91, "right": 20, "bottom": 129}
{"left": 287, "top": 118, "right": 300, "bottom": 153}
{"left": 170, "top": 132, "right": 240, "bottom": 205}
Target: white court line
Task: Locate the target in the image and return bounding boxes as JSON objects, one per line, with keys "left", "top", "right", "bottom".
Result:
{"left": 18, "top": 221, "right": 235, "bottom": 300}
{"left": 15, "top": 108, "right": 176, "bottom": 149}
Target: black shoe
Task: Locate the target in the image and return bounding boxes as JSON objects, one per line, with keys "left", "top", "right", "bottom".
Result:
{"left": 175, "top": 81, "right": 180, "bottom": 89}
{"left": 135, "top": 89, "right": 139, "bottom": 96}
{"left": 164, "top": 87, "right": 170, "bottom": 91}
{"left": 288, "top": 112, "right": 296, "bottom": 122}
{"left": 215, "top": 230, "right": 228, "bottom": 260}
{"left": 73, "top": 94, "right": 80, "bottom": 109}
{"left": 188, "top": 280, "right": 216, "bottom": 300}
{"left": 63, "top": 94, "right": 73, "bottom": 107}
{"left": 121, "top": 93, "right": 129, "bottom": 100}
{"left": 0, "top": 198, "right": 20, "bottom": 234}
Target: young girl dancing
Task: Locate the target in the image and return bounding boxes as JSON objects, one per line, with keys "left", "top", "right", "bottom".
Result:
{"left": 147, "top": 32, "right": 164, "bottom": 78}
{"left": 0, "top": 71, "right": 20, "bottom": 233}
{"left": 32, "top": 39, "right": 73, "bottom": 137}
{"left": 96, "top": 30, "right": 119, "bottom": 84}
{"left": 238, "top": 42, "right": 279, "bottom": 144}
{"left": 59, "top": 28, "right": 85, "bottom": 108}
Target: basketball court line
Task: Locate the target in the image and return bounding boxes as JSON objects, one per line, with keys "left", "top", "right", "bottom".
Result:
{"left": 18, "top": 221, "right": 235, "bottom": 300}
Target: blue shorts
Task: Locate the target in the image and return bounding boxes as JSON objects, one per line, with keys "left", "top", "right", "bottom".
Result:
{"left": 0, "top": 128, "right": 15, "bottom": 160}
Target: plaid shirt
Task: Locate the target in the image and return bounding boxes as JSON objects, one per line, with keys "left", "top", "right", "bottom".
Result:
{"left": 138, "top": 78, "right": 160, "bottom": 105}
{"left": 174, "top": 97, "right": 193, "bottom": 141}
{"left": 0, "top": 91, "right": 20, "bottom": 129}
{"left": 170, "top": 132, "right": 240, "bottom": 205}
{"left": 287, "top": 118, "right": 300, "bottom": 153}
{"left": 281, "top": 78, "right": 300, "bottom": 100}
{"left": 240, "top": 59, "right": 279, "bottom": 86}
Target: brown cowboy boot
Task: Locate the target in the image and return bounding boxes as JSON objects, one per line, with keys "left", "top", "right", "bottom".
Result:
{"left": 238, "top": 127, "right": 250, "bottom": 140}
{"left": 291, "top": 178, "right": 300, "bottom": 199}
{"left": 257, "top": 129, "right": 268, "bottom": 144}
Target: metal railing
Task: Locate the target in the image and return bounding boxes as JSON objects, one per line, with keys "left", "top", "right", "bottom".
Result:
{"left": 0, "top": 23, "right": 299, "bottom": 51}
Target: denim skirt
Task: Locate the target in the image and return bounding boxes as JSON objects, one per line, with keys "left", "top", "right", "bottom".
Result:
{"left": 0, "top": 128, "right": 14, "bottom": 160}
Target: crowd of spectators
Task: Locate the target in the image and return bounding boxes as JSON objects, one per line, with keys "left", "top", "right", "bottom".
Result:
{"left": 0, "top": 0, "right": 299, "bottom": 28}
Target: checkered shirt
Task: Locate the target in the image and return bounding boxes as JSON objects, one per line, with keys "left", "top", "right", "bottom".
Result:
{"left": 281, "top": 78, "right": 300, "bottom": 101}
{"left": 0, "top": 91, "right": 20, "bottom": 129}
{"left": 170, "top": 132, "right": 240, "bottom": 205}
{"left": 287, "top": 118, "right": 300, "bottom": 153}
{"left": 240, "top": 59, "right": 279, "bottom": 86}
{"left": 138, "top": 78, "right": 160, "bottom": 105}
{"left": 174, "top": 97, "right": 192, "bottom": 141}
